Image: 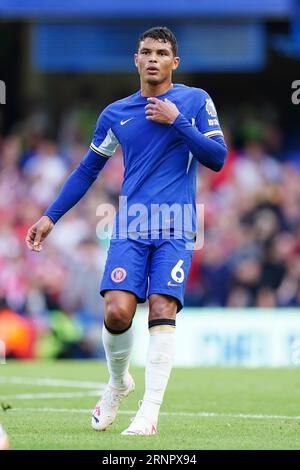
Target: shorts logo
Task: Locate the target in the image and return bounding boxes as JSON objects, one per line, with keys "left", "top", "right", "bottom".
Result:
{"left": 111, "top": 267, "right": 127, "bottom": 283}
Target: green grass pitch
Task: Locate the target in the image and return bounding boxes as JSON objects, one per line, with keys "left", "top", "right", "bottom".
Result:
{"left": 0, "top": 361, "right": 299, "bottom": 450}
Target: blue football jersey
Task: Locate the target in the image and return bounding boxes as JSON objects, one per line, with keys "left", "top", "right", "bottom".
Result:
{"left": 90, "top": 84, "right": 224, "bottom": 236}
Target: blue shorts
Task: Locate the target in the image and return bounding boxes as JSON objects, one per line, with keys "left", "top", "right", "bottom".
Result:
{"left": 100, "top": 231, "right": 195, "bottom": 312}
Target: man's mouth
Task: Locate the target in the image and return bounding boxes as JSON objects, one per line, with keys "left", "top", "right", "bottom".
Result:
{"left": 146, "top": 66, "right": 159, "bottom": 74}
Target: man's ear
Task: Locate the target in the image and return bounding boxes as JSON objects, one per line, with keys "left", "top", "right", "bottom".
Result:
{"left": 134, "top": 53, "right": 138, "bottom": 68}
{"left": 172, "top": 56, "right": 180, "bottom": 71}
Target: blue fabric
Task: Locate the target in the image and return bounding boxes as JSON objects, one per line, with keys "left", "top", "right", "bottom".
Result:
{"left": 45, "top": 83, "right": 227, "bottom": 233}
{"left": 100, "top": 231, "right": 195, "bottom": 313}
{"left": 44, "top": 148, "right": 108, "bottom": 223}
{"left": 172, "top": 114, "right": 227, "bottom": 171}
{"left": 90, "top": 83, "right": 227, "bottom": 235}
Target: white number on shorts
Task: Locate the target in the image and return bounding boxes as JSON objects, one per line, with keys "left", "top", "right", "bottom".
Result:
{"left": 171, "top": 259, "right": 185, "bottom": 283}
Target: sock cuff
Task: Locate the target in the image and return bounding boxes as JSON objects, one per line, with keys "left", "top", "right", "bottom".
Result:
{"left": 148, "top": 318, "right": 176, "bottom": 332}
{"left": 104, "top": 320, "right": 132, "bottom": 335}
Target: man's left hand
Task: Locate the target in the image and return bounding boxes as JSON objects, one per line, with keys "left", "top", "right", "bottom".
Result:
{"left": 145, "top": 97, "right": 180, "bottom": 125}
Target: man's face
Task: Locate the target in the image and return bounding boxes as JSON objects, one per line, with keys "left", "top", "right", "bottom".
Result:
{"left": 134, "top": 37, "right": 180, "bottom": 86}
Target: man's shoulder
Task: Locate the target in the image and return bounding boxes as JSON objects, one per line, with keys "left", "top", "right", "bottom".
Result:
{"left": 175, "top": 83, "right": 209, "bottom": 97}
{"left": 101, "top": 92, "right": 138, "bottom": 117}
{"left": 104, "top": 91, "right": 140, "bottom": 112}
{"left": 176, "top": 84, "right": 211, "bottom": 114}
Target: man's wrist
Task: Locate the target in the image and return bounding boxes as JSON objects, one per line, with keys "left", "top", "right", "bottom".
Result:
{"left": 43, "top": 214, "right": 56, "bottom": 225}
{"left": 170, "top": 112, "right": 180, "bottom": 125}
{"left": 171, "top": 113, "right": 185, "bottom": 127}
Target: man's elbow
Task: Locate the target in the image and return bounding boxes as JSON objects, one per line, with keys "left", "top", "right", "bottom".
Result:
{"left": 212, "top": 147, "right": 227, "bottom": 172}
{"left": 212, "top": 160, "right": 225, "bottom": 172}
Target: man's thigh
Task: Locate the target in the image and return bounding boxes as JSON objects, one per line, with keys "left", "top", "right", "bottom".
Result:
{"left": 148, "top": 236, "right": 194, "bottom": 313}
{"left": 100, "top": 237, "right": 151, "bottom": 303}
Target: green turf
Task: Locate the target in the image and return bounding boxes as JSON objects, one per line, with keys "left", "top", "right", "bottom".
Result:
{"left": 0, "top": 361, "right": 299, "bottom": 450}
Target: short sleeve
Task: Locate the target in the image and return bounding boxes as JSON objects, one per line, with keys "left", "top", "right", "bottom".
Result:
{"left": 90, "top": 109, "right": 119, "bottom": 158}
{"left": 195, "top": 91, "right": 224, "bottom": 139}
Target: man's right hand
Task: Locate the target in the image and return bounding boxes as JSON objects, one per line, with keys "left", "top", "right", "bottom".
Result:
{"left": 25, "top": 216, "right": 54, "bottom": 252}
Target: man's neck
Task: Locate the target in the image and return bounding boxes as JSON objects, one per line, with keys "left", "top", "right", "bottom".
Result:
{"left": 140, "top": 81, "right": 173, "bottom": 97}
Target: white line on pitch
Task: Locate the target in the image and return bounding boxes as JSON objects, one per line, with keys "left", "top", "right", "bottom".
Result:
{"left": 0, "top": 391, "right": 101, "bottom": 400}
{"left": 0, "top": 376, "right": 105, "bottom": 389}
{"left": 8, "top": 407, "right": 300, "bottom": 421}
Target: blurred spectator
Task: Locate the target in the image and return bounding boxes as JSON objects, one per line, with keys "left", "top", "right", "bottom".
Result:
{"left": 0, "top": 298, "right": 35, "bottom": 358}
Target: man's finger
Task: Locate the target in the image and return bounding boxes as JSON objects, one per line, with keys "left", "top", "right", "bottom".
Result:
{"left": 25, "top": 238, "right": 33, "bottom": 250}
{"left": 146, "top": 115, "right": 159, "bottom": 120}
{"left": 33, "top": 229, "right": 42, "bottom": 246}
{"left": 25, "top": 235, "right": 39, "bottom": 251}
{"left": 147, "top": 97, "right": 160, "bottom": 104}
{"left": 28, "top": 232, "right": 36, "bottom": 242}
{"left": 33, "top": 245, "right": 42, "bottom": 252}
{"left": 26, "top": 228, "right": 35, "bottom": 243}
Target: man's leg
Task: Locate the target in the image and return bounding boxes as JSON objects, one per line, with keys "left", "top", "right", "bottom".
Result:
{"left": 121, "top": 293, "right": 177, "bottom": 435}
{"left": 92, "top": 290, "right": 137, "bottom": 431}
{"left": 103, "top": 290, "right": 137, "bottom": 388}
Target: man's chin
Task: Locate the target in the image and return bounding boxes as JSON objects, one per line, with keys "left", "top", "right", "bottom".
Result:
{"left": 146, "top": 77, "right": 162, "bottom": 86}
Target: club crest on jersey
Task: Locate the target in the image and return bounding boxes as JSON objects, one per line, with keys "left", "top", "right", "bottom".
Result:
{"left": 205, "top": 99, "right": 217, "bottom": 117}
{"left": 111, "top": 267, "right": 127, "bottom": 283}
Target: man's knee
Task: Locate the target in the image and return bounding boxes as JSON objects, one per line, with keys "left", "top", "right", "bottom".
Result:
{"left": 149, "top": 294, "right": 177, "bottom": 321}
{"left": 104, "top": 292, "right": 136, "bottom": 330}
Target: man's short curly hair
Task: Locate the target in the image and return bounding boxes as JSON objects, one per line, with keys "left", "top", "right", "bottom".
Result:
{"left": 138, "top": 27, "right": 178, "bottom": 56}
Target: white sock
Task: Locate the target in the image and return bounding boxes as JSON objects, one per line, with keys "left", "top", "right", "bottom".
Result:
{"left": 138, "top": 324, "right": 176, "bottom": 424}
{"left": 102, "top": 323, "right": 134, "bottom": 389}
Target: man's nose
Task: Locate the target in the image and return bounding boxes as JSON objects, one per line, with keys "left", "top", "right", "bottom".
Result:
{"left": 149, "top": 54, "right": 158, "bottom": 62}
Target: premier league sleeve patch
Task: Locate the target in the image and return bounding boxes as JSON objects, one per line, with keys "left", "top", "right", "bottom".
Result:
{"left": 205, "top": 98, "right": 217, "bottom": 117}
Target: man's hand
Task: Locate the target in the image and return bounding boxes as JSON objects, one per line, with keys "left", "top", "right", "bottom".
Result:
{"left": 145, "top": 97, "right": 180, "bottom": 125}
{"left": 26, "top": 216, "right": 54, "bottom": 252}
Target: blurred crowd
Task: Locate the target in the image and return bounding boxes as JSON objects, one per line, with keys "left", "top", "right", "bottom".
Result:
{"left": 0, "top": 103, "right": 300, "bottom": 359}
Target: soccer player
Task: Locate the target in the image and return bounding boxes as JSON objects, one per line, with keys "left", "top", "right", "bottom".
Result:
{"left": 26, "top": 27, "right": 227, "bottom": 435}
